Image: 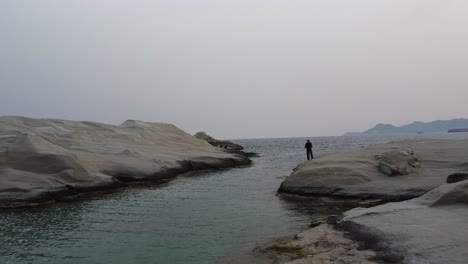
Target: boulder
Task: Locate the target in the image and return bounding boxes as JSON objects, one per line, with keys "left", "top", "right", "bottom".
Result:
{"left": 376, "top": 149, "right": 420, "bottom": 176}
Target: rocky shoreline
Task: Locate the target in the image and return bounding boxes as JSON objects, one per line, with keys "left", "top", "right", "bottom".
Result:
{"left": 0, "top": 116, "right": 252, "bottom": 209}
{"left": 258, "top": 139, "right": 468, "bottom": 264}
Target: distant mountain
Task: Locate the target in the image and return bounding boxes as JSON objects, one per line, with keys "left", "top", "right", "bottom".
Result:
{"left": 448, "top": 128, "right": 468, "bottom": 133}
{"left": 344, "top": 118, "right": 468, "bottom": 136}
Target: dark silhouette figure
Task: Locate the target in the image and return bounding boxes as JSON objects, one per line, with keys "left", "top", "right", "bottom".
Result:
{"left": 305, "top": 140, "right": 313, "bottom": 160}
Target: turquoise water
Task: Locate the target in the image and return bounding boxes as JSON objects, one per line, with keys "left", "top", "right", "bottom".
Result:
{"left": 1, "top": 134, "right": 467, "bottom": 264}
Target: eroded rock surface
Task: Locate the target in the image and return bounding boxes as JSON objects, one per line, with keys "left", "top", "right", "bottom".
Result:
{"left": 0, "top": 117, "right": 251, "bottom": 208}
{"left": 266, "top": 180, "right": 468, "bottom": 264}
{"left": 194, "top": 132, "right": 244, "bottom": 151}
{"left": 279, "top": 139, "right": 468, "bottom": 201}
{"left": 271, "top": 139, "right": 468, "bottom": 264}
{"left": 342, "top": 180, "right": 468, "bottom": 264}
{"left": 259, "top": 224, "right": 377, "bottom": 264}
{"left": 376, "top": 149, "right": 420, "bottom": 176}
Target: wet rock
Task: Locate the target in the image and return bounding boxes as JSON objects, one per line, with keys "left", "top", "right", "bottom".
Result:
{"left": 261, "top": 224, "right": 377, "bottom": 264}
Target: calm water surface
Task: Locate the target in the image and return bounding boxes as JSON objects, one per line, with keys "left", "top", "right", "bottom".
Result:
{"left": 1, "top": 134, "right": 467, "bottom": 264}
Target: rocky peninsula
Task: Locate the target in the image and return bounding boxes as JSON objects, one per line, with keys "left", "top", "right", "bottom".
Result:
{"left": 279, "top": 139, "right": 467, "bottom": 202}
{"left": 264, "top": 139, "right": 468, "bottom": 263}
{"left": 0, "top": 116, "right": 251, "bottom": 208}
{"left": 194, "top": 131, "right": 244, "bottom": 151}
{"left": 194, "top": 131, "right": 259, "bottom": 157}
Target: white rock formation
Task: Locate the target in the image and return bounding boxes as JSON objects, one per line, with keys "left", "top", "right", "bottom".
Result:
{"left": 0, "top": 116, "right": 250, "bottom": 207}
{"left": 342, "top": 180, "right": 468, "bottom": 264}
{"left": 279, "top": 139, "right": 468, "bottom": 201}
{"left": 376, "top": 149, "right": 420, "bottom": 176}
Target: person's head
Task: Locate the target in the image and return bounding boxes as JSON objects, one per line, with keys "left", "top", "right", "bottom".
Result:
{"left": 307, "top": 139, "right": 310, "bottom": 142}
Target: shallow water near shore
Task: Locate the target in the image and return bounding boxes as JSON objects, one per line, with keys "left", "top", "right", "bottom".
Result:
{"left": 1, "top": 133, "right": 467, "bottom": 264}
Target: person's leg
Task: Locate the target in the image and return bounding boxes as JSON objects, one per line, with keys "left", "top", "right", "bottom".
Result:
{"left": 307, "top": 151, "right": 311, "bottom": 160}
{"left": 311, "top": 151, "right": 314, "bottom": 159}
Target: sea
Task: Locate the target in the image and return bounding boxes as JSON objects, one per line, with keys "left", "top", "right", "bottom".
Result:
{"left": 1, "top": 133, "right": 468, "bottom": 264}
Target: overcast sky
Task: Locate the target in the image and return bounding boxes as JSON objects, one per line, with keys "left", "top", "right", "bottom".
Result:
{"left": 1, "top": 0, "right": 467, "bottom": 139}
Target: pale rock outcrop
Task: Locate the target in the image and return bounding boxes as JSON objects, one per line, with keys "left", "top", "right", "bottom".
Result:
{"left": 341, "top": 180, "right": 468, "bottom": 264}
{"left": 376, "top": 149, "right": 420, "bottom": 176}
{"left": 266, "top": 177, "right": 468, "bottom": 264}
{"left": 270, "top": 139, "right": 468, "bottom": 264}
{"left": 0, "top": 117, "right": 251, "bottom": 208}
{"left": 279, "top": 139, "right": 468, "bottom": 201}
{"left": 194, "top": 132, "right": 244, "bottom": 151}
{"left": 260, "top": 224, "right": 377, "bottom": 264}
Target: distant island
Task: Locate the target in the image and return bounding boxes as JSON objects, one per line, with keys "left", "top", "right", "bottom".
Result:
{"left": 344, "top": 118, "right": 468, "bottom": 136}
{"left": 449, "top": 128, "right": 468, "bottom": 133}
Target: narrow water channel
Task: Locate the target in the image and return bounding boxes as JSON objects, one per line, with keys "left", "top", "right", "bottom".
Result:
{"left": 0, "top": 135, "right": 454, "bottom": 264}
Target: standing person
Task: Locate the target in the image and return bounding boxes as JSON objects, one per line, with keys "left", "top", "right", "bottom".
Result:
{"left": 305, "top": 139, "right": 313, "bottom": 160}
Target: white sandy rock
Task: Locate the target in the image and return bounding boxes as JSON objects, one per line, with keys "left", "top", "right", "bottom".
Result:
{"left": 376, "top": 149, "right": 420, "bottom": 176}
{"left": 342, "top": 180, "right": 468, "bottom": 264}
{"left": 194, "top": 131, "right": 244, "bottom": 151}
{"left": 279, "top": 139, "right": 468, "bottom": 201}
{"left": 0, "top": 116, "right": 250, "bottom": 207}
{"left": 268, "top": 180, "right": 468, "bottom": 264}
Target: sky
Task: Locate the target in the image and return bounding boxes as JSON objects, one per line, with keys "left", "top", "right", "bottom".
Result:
{"left": 1, "top": 0, "right": 467, "bottom": 139}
